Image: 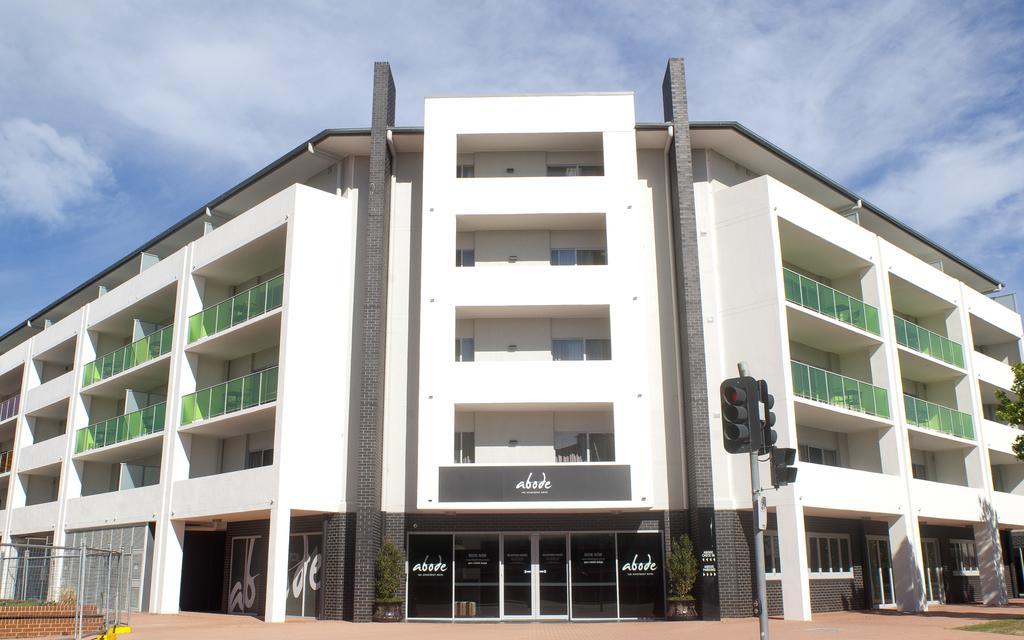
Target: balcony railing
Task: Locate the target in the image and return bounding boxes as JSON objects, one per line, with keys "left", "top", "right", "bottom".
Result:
{"left": 783, "top": 268, "right": 881, "bottom": 335}
{"left": 180, "top": 367, "right": 278, "bottom": 426}
{"left": 0, "top": 450, "right": 11, "bottom": 473}
{"left": 75, "top": 402, "right": 166, "bottom": 454}
{"left": 0, "top": 396, "right": 18, "bottom": 422}
{"left": 893, "top": 317, "right": 964, "bottom": 368}
{"left": 903, "top": 394, "right": 974, "bottom": 439}
{"left": 188, "top": 275, "right": 284, "bottom": 343}
{"left": 82, "top": 325, "right": 173, "bottom": 387}
{"left": 791, "top": 360, "right": 890, "bottom": 419}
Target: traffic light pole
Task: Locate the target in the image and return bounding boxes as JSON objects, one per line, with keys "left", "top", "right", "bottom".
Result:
{"left": 739, "top": 362, "right": 770, "bottom": 640}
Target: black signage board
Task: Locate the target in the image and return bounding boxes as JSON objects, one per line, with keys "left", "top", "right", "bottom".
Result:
{"left": 616, "top": 532, "right": 665, "bottom": 618}
{"left": 407, "top": 534, "right": 453, "bottom": 618}
{"left": 438, "top": 465, "right": 631, "bottom": 502}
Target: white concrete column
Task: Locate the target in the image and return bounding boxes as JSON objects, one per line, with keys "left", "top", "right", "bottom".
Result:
{"left": 776, "top": 498, "right": 811, "bottom": 620}
{"left": 975, "top": 520, "right": 1008, "bottom": 605}
{"left": 150, "top": 519, "right": 185, "bottom": 613}
{"left": 888, "top": 514, "right": 927, "bottom": 612}
{"left": 263, "top": 505, "right": 291, "bottom": 622}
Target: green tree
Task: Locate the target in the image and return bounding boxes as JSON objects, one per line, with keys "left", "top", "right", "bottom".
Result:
{"left": 996, "top": 363, "right": 1024, "bottom": 459}
{"left": 667, "top": 534, "right": 698, "bottom": 601}
{"left": 375, "top": 539, "right": 403, "bottom": 602}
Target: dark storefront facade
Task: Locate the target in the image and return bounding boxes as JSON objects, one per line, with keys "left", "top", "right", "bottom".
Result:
{"left": 406, "top": 530, "right": 665, "bottom": 620}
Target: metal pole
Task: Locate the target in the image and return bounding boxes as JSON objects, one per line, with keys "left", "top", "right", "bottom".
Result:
{"left": 103, "top": 547, "right": 112, "bottom": 631}
{"left": 739, "top": 361, "right": 769, "bottom": 640}
{"left": 77, "top": 543, "right": 86, "bottom": 640}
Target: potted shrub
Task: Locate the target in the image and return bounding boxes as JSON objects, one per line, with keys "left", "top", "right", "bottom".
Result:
{"left": 372, "top": 539, "right": 404, "bottom": 622}
{"left": 666, "top": 533, "right": 699, "bottom": 620}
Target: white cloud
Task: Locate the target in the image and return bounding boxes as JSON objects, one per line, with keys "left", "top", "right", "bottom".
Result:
{"left": 0, "top": 118, "right": 111, "bottom": 223}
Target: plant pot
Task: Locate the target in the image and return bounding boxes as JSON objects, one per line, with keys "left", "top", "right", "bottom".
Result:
{"left": 667, "top": 598, "right": 698, "bottom": 621}
{"left": 372, "top": 600, "right": 404, "bottom": 622}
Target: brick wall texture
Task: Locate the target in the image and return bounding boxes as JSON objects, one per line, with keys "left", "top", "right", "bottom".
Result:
{"left": 0, "top": 604, "right": 103, "bottom": 638}
{"left": 352, "top": 61, "right": 397, "bottom": 622}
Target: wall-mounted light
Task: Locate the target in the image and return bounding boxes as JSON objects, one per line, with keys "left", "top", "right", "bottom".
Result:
{"left": 507, "top": 345, "right": 518, "bottom": 352}
{"left": 506, "top": 167, "right": 515, "bottom": 174}
{"left": 508, "top": 255, "right": 518, "bottom": 263}
{"left": 509, "top": 439, "right": 519, "bottom": 447}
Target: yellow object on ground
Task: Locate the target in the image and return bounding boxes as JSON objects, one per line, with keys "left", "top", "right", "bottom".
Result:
{"left": 97, "top": 625, "right": 132, "bottom": 639}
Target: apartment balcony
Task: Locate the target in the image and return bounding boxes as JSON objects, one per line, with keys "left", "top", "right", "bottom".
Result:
{"left": 895, "top": 317, "right": 966, "bottom": 382}
{"left": 9, "top": 501, "right": 59, "bottom": 536}
{"left": 0, "top": 395, "right": 18, "bottom": 425}
{"left": 23, "top": 371, "right": 74, "bottom": 414}
{"left": 451, "top": 265, "right": 612, "bottom": 308}
{"left": 0, "top": 450, "right": 12, "bottom": 475}
{"left": 449, "top": 360, "right": 615, "bottom": 405}
{"left": 904, "top": 394, "right": 975, "bottom": 441}
{"left": 790, "top": 360, "right": 892, "bottom": 431}
{"left": 74, "top": 402, "right": 166, "bottom": 459}
{"left": 81, "top": 325, "right": 173, "bottom": 390}
{"left": 784, "top": 268, "right": 881, "bottom": 335}
{"left": 171, "top": 464, "right": 276, "bottom": 520}
{"left": 983, "top": 418, "right": 1020, "bottom": 456}
{"left": 16, "top": 436, "right": 64, "bottom": 472}
{"left": 911, "top": 478, "right": 985, "bottom": 523}
{"left": 973, "top": 350, "right": 1014, "bottom": 390}
{"left": 179, "top": 367, "right": 278, "bottom": 437}
{"left": 450, "top": 176, "right": 609, "bottom": 216}
{"left": 64, "top": 483, "right": 163, "bottom": 530}
{"left": 992, "top": 491, "right": 1024, "bottom": 528}
{"left": 186, "top": 275, "right": 283, "bottom": 359}
{"left": 790, "top": 463, "right": 904, "bottom": 516}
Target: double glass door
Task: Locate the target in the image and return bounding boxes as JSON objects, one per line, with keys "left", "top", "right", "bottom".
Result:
{"left": 502, "top": 535, "right": 568, "bottom": 619}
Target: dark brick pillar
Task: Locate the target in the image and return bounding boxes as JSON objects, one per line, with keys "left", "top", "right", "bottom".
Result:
{"left": 352, "top": 61, "right": 397, "bottom": 622}
{"left": 662, "top": 57, "right": 724, "bottom": 620}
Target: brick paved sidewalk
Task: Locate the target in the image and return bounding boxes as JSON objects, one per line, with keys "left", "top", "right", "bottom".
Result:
{"left": 124, "top": 602, "right": 1024, "bottom": 640}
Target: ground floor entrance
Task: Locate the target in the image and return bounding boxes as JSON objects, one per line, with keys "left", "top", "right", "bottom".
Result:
{"left": 407, "top": 531, "right": 664, "bottom": 621}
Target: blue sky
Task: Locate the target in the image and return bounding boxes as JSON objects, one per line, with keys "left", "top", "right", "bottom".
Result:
{"left": 1, "top": 0, "right": 1022, "bottom": 331}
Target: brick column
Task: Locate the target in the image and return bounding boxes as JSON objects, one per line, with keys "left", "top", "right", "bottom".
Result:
{"left": 352, "top": 61, "right": 397, "bottom": 622}
{"left": 662, "top": 57, "right": 727, "bottom": 619}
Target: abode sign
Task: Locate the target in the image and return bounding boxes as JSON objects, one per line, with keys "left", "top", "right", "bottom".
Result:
{"left": 438, "top": 464, "right": 631, "bottom": 502}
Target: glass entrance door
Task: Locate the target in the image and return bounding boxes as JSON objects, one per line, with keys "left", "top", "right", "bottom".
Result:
{"left": 502, "top": 536, "right": 533, "bottom": 617}
{"left": 866, "top": 536, "right": 896, "bottom": 607}
{"left": 923, "top": 538, "right": 944, "bottom": 603}
{"left": 538, "top": 535, "right": 568, "bottom": 617}
{"left": 501, "top": 534, "right": 569, "bottom": 619}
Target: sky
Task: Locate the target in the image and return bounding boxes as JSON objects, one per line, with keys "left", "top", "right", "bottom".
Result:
{"left": 0, "top": 0, "right": 1022, "bottom": 332}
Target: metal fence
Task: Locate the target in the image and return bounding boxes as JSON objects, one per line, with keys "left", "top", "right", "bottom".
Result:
{"left": 0, "top": 542, "right": 129, "bottom": 639}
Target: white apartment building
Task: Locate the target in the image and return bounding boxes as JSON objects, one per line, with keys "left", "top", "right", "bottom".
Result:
{"left": 0, "top": 59, "right": 1019, "bottom": 623}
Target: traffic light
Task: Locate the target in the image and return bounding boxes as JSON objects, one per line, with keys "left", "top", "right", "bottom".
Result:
{"left": 759, "top": 379, "right": 777, "bottom": 454}
{"left": 770, "top": 447, "right": 798, "bottom": 488}
{"left": 720, "top": 376, "right": 761, "bottom": 454}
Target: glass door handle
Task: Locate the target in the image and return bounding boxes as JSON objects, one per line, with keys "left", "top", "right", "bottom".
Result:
{"left": 538, "top": 569, "right": 547, "bottom": 574}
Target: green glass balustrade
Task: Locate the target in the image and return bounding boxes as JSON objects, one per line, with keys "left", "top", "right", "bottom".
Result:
{"left": 903, "top": 394, "right": 974, "bottom": 439}
{"left": 893, "top": 316, "right": 964, "bottom": 368}
{"left": 187, "top": 275, "right": 284, "bottom": 343}
{"left": 180, "top": 367, "right": 279, "bottom": 426}
{"left": 75, "top": 402, "right": 167, "bottom": 454}
{"left": 783, "top": 269, "right": 881, "bottom": 335}
{"left": 791, "top": 360, "right": 890, "bottom": 419}
{"left": 82, "top": 325, "right": 173, "bottom": 387}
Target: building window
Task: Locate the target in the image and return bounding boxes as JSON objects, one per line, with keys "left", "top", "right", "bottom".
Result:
{"left": 950, "top": 539, "right": 979, "bottom": 575}
{"left": 456, "top": 249, "right": 475, "bottom": 267}
{"left": 546, "top": 164, "right": 603, "bottom": 177}
{"left": 455, "top": 337, "right": 475, "bottom": 362}
{"left": 554, "top": 432, "right": 614, "bottom": 462}
{"left": 764, "top": 532, "right": 781, "bottom": 576}
{"left": 806, "top": 534, "right": 852, "bottom": 577}
{"left": 550, "top": 248, "right": 608, "bottom": 266}
{"left": 799, "top": 444, "right": 839, "bottom": 467}
{"left": 454, "top": 431, "right": 475, "bottom": 464}
{"left": 552, "top": 338, "right": 611, "bottom": 361}
{"left": 246, "top": 448, "right": 273, "bottom": 469}
{"left": 456, "top": 164, "right": 475, "bottom": 178}
{"left": 912, "top": 462, "right": 929, "bottom": 480}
